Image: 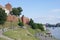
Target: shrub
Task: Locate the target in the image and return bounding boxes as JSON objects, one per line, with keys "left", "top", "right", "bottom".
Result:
{"left": 18, "top": 22, "right": 24, "bottom": 26}
{"left": 18, "top": 19, "right": 24, "bottom": 27}
{"left": 29, "top": 19, "right": 44, "bottom": 31}
{"left": 37, "top": 23, "right": 44, "bottom": 31}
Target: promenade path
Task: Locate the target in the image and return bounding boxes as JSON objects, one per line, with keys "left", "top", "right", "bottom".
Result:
{"left": 0, "top": 29, "right": 14, "bottom": 40}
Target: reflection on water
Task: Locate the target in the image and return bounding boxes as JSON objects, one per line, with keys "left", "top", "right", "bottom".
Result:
{"left": 47, "top": 27, "right": 60, "bottom": 40}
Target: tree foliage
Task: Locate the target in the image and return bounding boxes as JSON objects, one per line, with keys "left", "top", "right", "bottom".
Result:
{"left": 17, "top": 7, "right": 23, "bottom": 12}
{"left": 12, "top": 7, "right": 23, "bottom": 16}
{"left": 37, "top": 23, "right": 44, "bottom": 31}
{"left": 29, "top": 19, "right": 34, "bottom": 26}
{"left": 29, "top": 19, "right": 44, "bottom": 31}
{"left": 29, "top": 19, "right": 37, "bottom": 29}
{"left": 0, "top": 8, "right": 7, "bottom": 25}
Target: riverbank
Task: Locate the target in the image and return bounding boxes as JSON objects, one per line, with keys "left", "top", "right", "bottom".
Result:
{"left": 35, "top": 30, "right": 58, "bottom": 40}
{"left": 0, "top": 26, "right": 58, "bottom": 40}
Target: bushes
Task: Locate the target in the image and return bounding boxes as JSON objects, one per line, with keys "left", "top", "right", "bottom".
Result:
{"left": 37, "top": 23, "right": 44, "bottom": 31}
{"left": 29, "top": 19, "right": 36, "bottom": 29}
{"left": 31, "top": 23, "right": 37, "bottom": 29}
{"left": 18, "top": 19, "right": 24, "bottom": 27}
{"left": 18, "top": 22, "right": 24, "bottom": 26}
{"left": 31, "top": 23, "right": 44, "bottom": 31}
{"left": 29, "top": 19, "right": 44, "bottom": 31}
{"left": 18, "top": 18, "right": 44, "bottom": 31}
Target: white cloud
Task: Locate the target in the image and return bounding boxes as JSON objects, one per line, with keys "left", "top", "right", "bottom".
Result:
{"left": 33, "top": 16, "right": 60, "bottom": 24}
{"left": 50, "top": 9, "right": 60, "bottom": 13}
{"left": 33, "top": 9, "right": 60, "bottom": 24}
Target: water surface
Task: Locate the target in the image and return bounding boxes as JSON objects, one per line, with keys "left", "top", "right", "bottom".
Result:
{"left": 47, "top": 27, "right": 60, "bottom": 40}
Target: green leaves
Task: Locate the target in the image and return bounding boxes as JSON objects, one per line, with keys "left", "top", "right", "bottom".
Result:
{"left": 17, "top": 7, "right": 23, "bottom": 12}
{"left": 29, "top": 19, "right": 34, "bottom": 26}
{"left": 29, "top": 19, "right": 36, "bottom": 29}
{"left": 18, "top": 19, "right": 24, "bottom": 27}
{"left": 37, "top": 23, "right": 44, "bottom": 31}
{"left": 12, "top": 7, "right": 23, "bottom": 16}
{"left": 0, "top": 8, "right": 7, "bottom": 25}
{"left": 29, "top": 19, "right": 44, "bottom": 31}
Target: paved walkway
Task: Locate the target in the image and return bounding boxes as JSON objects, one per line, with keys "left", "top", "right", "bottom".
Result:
{"left": 0, "top": 29, "right": 14, "bottom": 40}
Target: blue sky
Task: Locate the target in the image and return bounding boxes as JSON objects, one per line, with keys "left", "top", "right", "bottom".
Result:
{"left": 0, "top": 0, "right": 60, "bottom": 24}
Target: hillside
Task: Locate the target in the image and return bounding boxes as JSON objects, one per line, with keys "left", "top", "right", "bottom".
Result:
{"left": 3, "top": 28, "right": 39, "bottom": 40}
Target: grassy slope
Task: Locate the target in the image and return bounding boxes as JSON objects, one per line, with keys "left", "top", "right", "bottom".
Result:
{"left": 3, "top": 28, "right": 39, "bottom": 40}
{"left": 1, "top": 22, "right": 58, "bottom": 40}
{"left": 0, "top": 22, "right": 40, "bottom": 40}
{"left": 0, "top": 37, "right": 7, "bottom": 40}
{"left": 25, "top": 25, "right": 41, "bottom": 35}
{"left": 27, "top": 27, "right": 41, "bottom": 35}
{"left": 0, "top": 22, "right": 19, "bottom": 29}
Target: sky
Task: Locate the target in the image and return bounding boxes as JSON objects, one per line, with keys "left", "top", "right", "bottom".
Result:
{"left": 0, "top": 0, "right": 60, "bottom": 24}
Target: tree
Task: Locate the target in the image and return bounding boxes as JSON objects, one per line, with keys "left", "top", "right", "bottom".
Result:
{"left": 0, "top": 8, "right": 7, "bottom": 32}
{"left": 0, "top": 8, "right": 7, "bottom": 25}
{"left": 12, "top": 7, "right": 23, "bottom": 16}
{"left": 31, "top": 23, "right": 38, "bottom": 29}
{"left": 37, "top": 23, "right": 44, "bottom": 31}
{"left": 29, "top": 19, "right": 37, "bottom": 29}
{"left": 29, "top": 19, "right": 44, "bottom": 31}
{"left": 10, "top": 7, "right": 23, "bottom": 29}
{"left": 29, "top": 19, "right": 34, "bottom": 26}
{"left": 17, "top": 7, "right": 23, "bottom": 13}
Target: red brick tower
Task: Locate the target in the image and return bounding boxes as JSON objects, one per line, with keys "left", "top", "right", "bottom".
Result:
{"left": 5, "top": 3, "right": 12, "bottom": 11}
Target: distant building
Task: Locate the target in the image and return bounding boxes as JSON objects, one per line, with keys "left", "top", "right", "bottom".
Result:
{"left": 5, "top": 3, "right": 12, "bottom": 11}
{"left": 0, "top": 3, "right": 12, "bottom": 15}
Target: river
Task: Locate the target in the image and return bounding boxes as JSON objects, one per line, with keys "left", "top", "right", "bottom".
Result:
{"left": 47, "top": 27, "right": 60, "bottom": 40}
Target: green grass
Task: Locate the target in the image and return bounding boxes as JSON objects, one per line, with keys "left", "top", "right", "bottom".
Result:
{"left": 0, "top": 21, "right": 19, "bottom": 29}
{"left": 3, "top": 28, "right": 39, "bottom": 40}
{"left": 0, "top": 22, "right": 39, "bottom": 40}
{"left": 0, "top": 37, "right": 7, "bottom": 40}
{"left": 27, "top": 28, "right": 36, "bottom": 35}
{"left": 27, "top": 28, "right": 41, "bottom": 34}
{"left": 25, "top": 25, "right": 41, "bottom": 35}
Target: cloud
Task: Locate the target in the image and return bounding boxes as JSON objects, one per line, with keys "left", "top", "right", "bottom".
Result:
{"left": 50, "top": 9, "right": 60, "bottom": 13}
{"left": 33, "top": 9, "right": 60, "bottom": 24}
{"left": 33, "top": 16, "right": 60, "bottom": 24}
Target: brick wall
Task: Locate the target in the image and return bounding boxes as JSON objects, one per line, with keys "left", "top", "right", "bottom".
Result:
{"left": 21, "top": 15, "right": 30, "bottom": 24}
{"left": 7, "top": 14, "right": 18, "bottom": 22}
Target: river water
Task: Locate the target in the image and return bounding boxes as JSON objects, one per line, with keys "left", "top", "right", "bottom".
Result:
{"left": 47, "top": 27, "right": 60, "bottom": 40}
